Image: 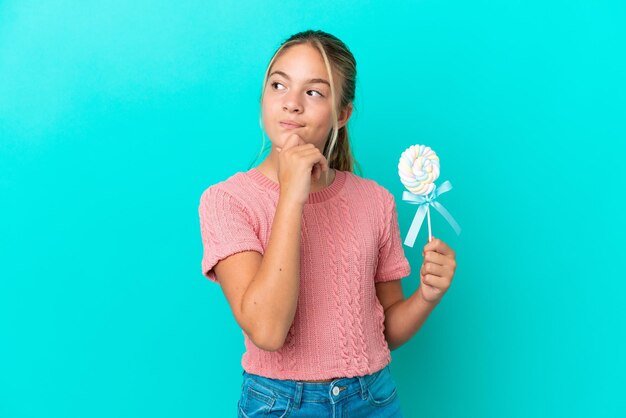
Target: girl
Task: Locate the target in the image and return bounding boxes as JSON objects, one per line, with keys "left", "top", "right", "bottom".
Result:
{"left": 198, "top": 29, "right": 457, "bottom": 418}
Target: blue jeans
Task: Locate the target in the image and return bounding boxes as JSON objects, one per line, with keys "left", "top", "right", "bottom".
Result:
{"left": 237, "top": 364, "right": 404, "bottom": 417}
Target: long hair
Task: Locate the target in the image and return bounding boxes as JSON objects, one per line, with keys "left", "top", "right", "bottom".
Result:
{"left": 249, "top": 29, "right": 362, "bottom": 175}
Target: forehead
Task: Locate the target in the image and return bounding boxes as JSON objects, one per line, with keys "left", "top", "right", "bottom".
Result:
{"left": 270, "top": 43, "right": 328, "bottom": 79}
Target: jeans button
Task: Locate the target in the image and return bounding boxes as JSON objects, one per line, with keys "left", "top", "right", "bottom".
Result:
{"left": 332, "top": 386, "right": 340, "bottom": 396}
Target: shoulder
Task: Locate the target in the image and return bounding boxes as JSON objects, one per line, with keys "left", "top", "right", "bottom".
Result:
{"left": 198, "top": 171, "right": 254, "bottom": 213}
{"left": 343, "top": 170, "right": 395, "bottom": 204}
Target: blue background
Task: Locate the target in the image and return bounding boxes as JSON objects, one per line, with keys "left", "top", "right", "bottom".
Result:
{"left": 1, "top": 1, "right": 625, "bottom": 417}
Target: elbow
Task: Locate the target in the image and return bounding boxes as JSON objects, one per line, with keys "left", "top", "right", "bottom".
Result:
{"left": 242, "top": 313, "right": 287, "bottom": 352}
{"left": 240, "top": 294, "right": 291, "bottom": 352}
{"left": 251, "top": 328, "right": 286, "bottom": 352}
{"left": 259, "top": 340, "right": 285, "bottom": 352}
{"left": 247, "top": 315, "right": 291, "bottom": 351}
{"left": 259, "top": 322, "right": 290, "bottom": 352}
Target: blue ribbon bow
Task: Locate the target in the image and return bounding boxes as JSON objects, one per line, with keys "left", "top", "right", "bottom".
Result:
{"left": 401, "top": 180, "right": 462, "bottom": 247}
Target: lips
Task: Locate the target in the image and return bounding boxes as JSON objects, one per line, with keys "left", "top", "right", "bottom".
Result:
{"left": 279, "top": 120, "right": 304, "bottom": 128}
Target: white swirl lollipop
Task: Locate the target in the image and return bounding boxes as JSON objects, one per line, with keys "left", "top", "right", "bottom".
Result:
{"left": 398, "top": 144, "right": 440, "bottom": 195}
{"left": 398, "top": 144, "right": 440, "bottom": 242}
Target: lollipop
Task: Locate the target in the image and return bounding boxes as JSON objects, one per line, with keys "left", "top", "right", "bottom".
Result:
{"left": 398, "top": 144, "right": 461, "bottom": 247}
{"left": 399, "top": 145, "right": 440, "bottom": 195}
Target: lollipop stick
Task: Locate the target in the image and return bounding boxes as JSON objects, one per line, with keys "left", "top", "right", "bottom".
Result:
{"left": 427, "top": 205, "right": 432, "bottom": 242}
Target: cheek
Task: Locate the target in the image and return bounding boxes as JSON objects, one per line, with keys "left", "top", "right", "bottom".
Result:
{"left": 262, "top": 96, "right": 284, "bottom": 122}
{"left": 261, "top": 96, "right": 270, "bottom": 115}
{"left": 318, "top": 114, "right": 335, "bottom": 133}
{"left": 261, "top": 98, "right": 276, "bottom": 126}
{"left": 311, "top": 106, "right": 334, "bottom": 127}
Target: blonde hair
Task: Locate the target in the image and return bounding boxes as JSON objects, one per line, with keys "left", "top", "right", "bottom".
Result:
{"left": 249, "top": 29, "right": 362, "bottom": 175}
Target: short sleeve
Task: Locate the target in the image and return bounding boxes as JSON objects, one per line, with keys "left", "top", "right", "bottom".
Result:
{"left": 374, "top": 189, "right": 411, "bottom": 282}
{"left": 198, "top": 186, "right": 264, "bottom": 283}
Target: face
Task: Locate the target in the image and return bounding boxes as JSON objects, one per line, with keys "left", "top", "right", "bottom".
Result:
{"left": 261, "top": 43, "right": 350, "bottom": 153}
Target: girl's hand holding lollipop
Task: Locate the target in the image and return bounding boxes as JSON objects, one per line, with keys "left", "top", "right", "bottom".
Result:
{"left": 398, "top": 144, "right": 462, "bottom": 304}
{"left": 419, "top": 236, "right": 457, "bottom": 305}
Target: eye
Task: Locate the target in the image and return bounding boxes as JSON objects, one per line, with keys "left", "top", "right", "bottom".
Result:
{"left": 270, "top": 81, "right": 324, "bottom": 98}
{"left": 308, "top": 90, "right": 324, "bottom": 97}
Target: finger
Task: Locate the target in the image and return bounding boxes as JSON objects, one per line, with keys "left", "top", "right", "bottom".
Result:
{"left": 299, "top": 148, "right": 327, "bottom": 164}
{"left": 297, "top": 147, "right": 327, "bottom": 171}
{"left": 292, "top": 144, "right": 318, "bottom": 156}
{"left": 281, "top": 134, "right": 302, "bottom": 151}
{"left": 294, "top": 147, "right": 329, "bottom": 174}
{"left": 422, "top": 262, "right": 447, "bottom": 278}
{"left": 318, "top": 156, "right": 330, "bottom": 174}
{"left": 319, "top": 152, "right": 329, "bottom": 172}
{"left": 313, "top": 164, "right": 321, "bottom": 181}
{"left": 423, "top": 251, "right": 448, "bottom": 266}
{"left": 312, "top": 153, "right": 329, "bottom": 173}
{"left": 422, "top": 274, "right": 448, "bottom": 290}
{"left": 423, "top": 237, "right": 454, "bottom": 257}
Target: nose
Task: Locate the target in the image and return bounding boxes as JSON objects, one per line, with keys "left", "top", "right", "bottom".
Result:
{"left": 282, "top": 90, "right": 303, "bottom": 113}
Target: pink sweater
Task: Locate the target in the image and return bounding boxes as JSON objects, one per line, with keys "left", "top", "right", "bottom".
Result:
{"left": 198, "top": 167, "right": 411, "bottom": 380}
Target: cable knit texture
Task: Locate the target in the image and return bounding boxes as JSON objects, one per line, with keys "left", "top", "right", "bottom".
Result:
{"left": 198, "top": 167, "right": 411, "bottom": 380}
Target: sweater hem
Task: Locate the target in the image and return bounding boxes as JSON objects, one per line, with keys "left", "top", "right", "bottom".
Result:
{"left": 241, "top": 355, "right": 392, "bottom": 381}
{"left": 375, "top": 263, "right": 411, "bottom": 282}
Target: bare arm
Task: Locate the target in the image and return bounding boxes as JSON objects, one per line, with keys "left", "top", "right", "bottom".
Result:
{"left": 383, "top": 291, "right": 437, "bottom": 351}
{"left": 381, "top": 237, "right": 457, "bottom": 350}
{"left": 215, "top": 134, "right": 327, "bottom": 352}
{"left": 239, "top": 195, "right": 304, "bottom": 351}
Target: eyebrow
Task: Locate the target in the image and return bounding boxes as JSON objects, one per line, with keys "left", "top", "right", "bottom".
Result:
{"left": 269, "top": 70, "right": 330, "bottom": 87}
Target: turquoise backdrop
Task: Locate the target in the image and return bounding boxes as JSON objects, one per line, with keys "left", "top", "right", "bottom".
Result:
{"left": 1, "top": 1, "right": 624, "bottom": 417}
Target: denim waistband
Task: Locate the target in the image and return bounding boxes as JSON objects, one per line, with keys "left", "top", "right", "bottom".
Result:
{"left": 241, "top": 364, "right": 389, "bottom": 408}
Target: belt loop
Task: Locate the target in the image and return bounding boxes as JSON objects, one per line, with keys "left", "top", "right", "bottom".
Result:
{"left": 358, "top": 375, "right": 368, "bottom": 400}
{"left": 293, "top": 382, "right": 303, "bottom": 409}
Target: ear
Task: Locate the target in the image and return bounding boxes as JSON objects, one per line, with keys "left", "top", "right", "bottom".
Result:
{"left": 337, "top": 103, "right": 353, "bottom": 129}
